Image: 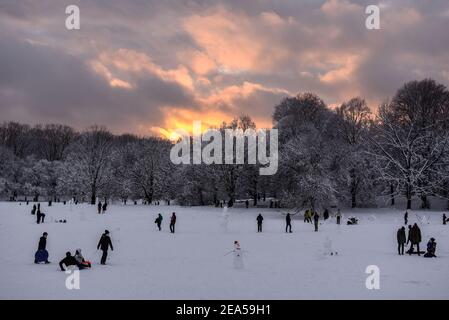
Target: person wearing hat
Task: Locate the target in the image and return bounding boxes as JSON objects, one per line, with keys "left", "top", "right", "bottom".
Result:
{"left": 424, "top": 238, "right": 437, "bottom": 258}
{"left": 97, "top": 230, "right": 114, "bottom": 265}
{"left": 35, "top": 232, "right": 50, "bottom": 264}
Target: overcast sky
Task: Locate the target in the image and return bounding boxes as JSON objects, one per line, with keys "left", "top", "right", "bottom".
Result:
{"left": 1, "top": 0, "right": 448, "bottom": 136}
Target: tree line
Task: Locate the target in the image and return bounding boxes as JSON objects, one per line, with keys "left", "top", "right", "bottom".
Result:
{"left": 1, "top": 79, "right": 448, "bottom": 210}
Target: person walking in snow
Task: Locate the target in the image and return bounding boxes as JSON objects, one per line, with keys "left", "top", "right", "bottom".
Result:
{"left": 313, "top": 211, "right": 320, "bottom": 232}
{"left": 102, "top": 202, "right": 107, "bottom": 213}
{"left": 245, "top": 200, "right": 249, "bottom": 209}
{"left": 323, "top": 209, "right": 329, "bottom": 220}
{"left": 285, "top": 213, "right": 292, "bottom": 233}
{"left": 170, "top": 212, "right": 177, "bottom": 233}
{"left": 35, "top": 232, "right": 50, "bottom": 263}
{"left": 155, "top": 213, "right": 163, "bottom": 231}
{"left": 97, "top": 201, "right": 102, "bottom": 214}
{"left": 336, "top": 209, "right": 342, "bottom": 225}
{"left": 97, "top": 230, "right": 113, "bottom": 265}
{"left": 31, "top": 204, "right": 37, "bottom": 215}
{"left": 36, "top": 208, "right": 45, "bottom": 224}
{"left": 397, "top": 226, "right": 406, "bottom": 255}
{"left": 443, "top": 213, "right": 447, "bottom": 225}
{"left": 408, "top": 223, "right": 422, "bottom": 255}
{"left": 404, "top": 211, "right": 408, "bottom": 225}
{"left": 256, "top": 214, "right": 263, "bottom": 232}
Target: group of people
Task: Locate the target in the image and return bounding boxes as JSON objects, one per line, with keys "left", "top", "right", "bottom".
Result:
{"left": 255, "top": 209, "right": 343, "bottom": 234}
{"left": 97, "top": 201, "right": 108, "bottom": 214}
{"left": 397, "top": 221, "right": 437, "bottom": 258}
{"left": 34, "top": 230, "right": 114, "bottom": 271}
{"left": 154, "top": 212, "right": 177, "bottom": 233}
{"left": 31, "top": 203, "right": 46, "bottom": 224}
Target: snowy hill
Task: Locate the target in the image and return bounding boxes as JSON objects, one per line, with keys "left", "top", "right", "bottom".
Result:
{"left": 0, "top": 202, "right": 448, "bottom": 299}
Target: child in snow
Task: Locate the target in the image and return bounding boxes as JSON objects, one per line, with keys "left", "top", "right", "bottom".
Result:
{"left": 424, "top": 238, "right": 437, "bottom": 258}
{"left": 74, "top": 249, "right": 92, "bottom": 268}
{"left": 59, "top": 251, "right": 86, "bottom": 271}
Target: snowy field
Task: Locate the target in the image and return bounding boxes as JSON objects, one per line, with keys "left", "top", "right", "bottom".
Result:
{"left": 0, "top": 202, "right": 448, "bottom": 300}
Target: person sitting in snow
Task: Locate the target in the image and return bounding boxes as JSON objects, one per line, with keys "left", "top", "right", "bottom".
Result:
{"left": 347, "top": 217, "right": 358, "bottom": 225}
{"left": 59, "top": 251, "right": 85, "bottom": 271}
{"left": 74, "top": 249, "right": 91, "bottom": 268}
{"left": 424, "top": 238, "right": 437, "bottom": 258}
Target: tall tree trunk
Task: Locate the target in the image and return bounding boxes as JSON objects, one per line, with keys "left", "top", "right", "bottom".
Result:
{"left": 390, "top": 184, "right": 395, "bottom": 206}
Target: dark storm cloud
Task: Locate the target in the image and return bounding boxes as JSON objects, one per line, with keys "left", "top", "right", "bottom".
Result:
{"left": 0, "top": 0, "right": 448, "bottom": 134}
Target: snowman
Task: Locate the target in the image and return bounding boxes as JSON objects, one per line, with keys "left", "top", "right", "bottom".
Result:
{"left": 232, "top": 240, "right": 244, "bottom": 269}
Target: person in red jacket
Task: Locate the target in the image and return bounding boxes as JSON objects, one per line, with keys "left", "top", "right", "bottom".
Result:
{"left": 170, "top": 212, "right": 177, "bottom": 233}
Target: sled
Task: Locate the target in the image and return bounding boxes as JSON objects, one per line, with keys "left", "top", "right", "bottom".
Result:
{"left": 406, "top": 250, "right": 425, "bottom": 255}
{"left": 34, "top": 250, "right": 49, "bottom": 263}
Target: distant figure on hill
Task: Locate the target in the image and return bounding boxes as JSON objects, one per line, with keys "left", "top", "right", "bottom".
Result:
{"left": 256, "top": 214, "right": 263, "bottom": 232}
{"left": 285, "top": 213, "right": 292, "bottom": 233}
{"left": 396, "top": 226, "right": 406, "bottom": 255}
{"left": 102, "top": 202, "right": 107, "bottom": 213}
{"left": 170, "top": 212, "right": 177, "bottom": 233}
{"left": 336, "top": 209, "right": 342, "bottom": 225}
{"left": 404, "top": 211, "right": 408, "bottom": 225}
{"left": 313, "top": 211, "right": 320, "bottom": 232}
{"left": 97, "top": 201, "right": 102, "bottom": 214}
{"left": 97, "top": 230, "right": 113, "bottom": 265}
{"left": 245, "top": 200, "right": 249, "bottom": 209}
{"left": 36, "top": 208, "right": 45, "bottom": 224}
{"left": 155, "top": 213, "right": 163, "bottom": 231}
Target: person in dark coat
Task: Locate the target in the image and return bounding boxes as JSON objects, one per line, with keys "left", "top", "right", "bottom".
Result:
{"left": 31, "top": 204, "right": 37, "bottom": 215}
{"left": 256, "top": 214, "right": 263, "bottom": 232}
{"left": 97, "top": 201, "right": 102, "bottom": 214}
{"left": 404, "top": 211, "right": 408, "bottom": 225}
{"left": 313, "top": 211, "right": 320, "bottom": 232}
{"left": 406, "top": 225, "right": 412, "bottom": 245}
{"left": 424, "top": 238, "right": 437, "bottom": 258}
{"left": 35, "top": 232, "right": 50, "bottom": 263}
{"left": 245, "top": 200, "right": 249, "bottom": 209}
{"left": 102, "top": 202, "right": 107, "bottom": 213}
{"left": 443, "top": 214, "right": 447, "bottom": 225}
{"left": 155, "top": 214, "right": 163, "bottom": 231}
{"left": 59, "top": 252, "right": 84, "bottom": 271}
{"left": 408, "top": 223, "right": 422, "bottom": 255}
{"left": 323, "top": 209, "right": 329, "bottom": 220}
{"left": 397, "top": 226, "right": 406, "bottom": 255}
{"left": 336, "top": 209, "right": 342, "bottom": 225}
{"left": 285, "top": 213, "right": 292, "bottom": 233}
{"left": 170, "top": 212, "right": 176, "bottom": 233}
{"left": 36, "top": 208, "right": 45, "bottom": 224}
{"left": 97, "top": 230, "right": 113, "bottom": 265}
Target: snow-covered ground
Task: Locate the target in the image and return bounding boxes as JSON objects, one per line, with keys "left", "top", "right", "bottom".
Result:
{"left": 0, "top": 202, "right": 448, "bottom": 299}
